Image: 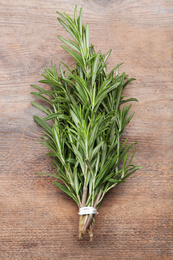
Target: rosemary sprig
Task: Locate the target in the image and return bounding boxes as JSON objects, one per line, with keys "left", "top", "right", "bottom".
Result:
{"left": 31, "top": 5, "right": 142, "bottom": 240}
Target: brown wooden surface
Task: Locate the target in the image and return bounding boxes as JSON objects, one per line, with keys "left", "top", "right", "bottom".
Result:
{"left": 0, "top": 0, "right": 173, "bottom": 259}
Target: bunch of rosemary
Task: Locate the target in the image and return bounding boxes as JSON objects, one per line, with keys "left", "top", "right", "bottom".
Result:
{"left": 31, "top": 6, "right": 141, "bottom": 240}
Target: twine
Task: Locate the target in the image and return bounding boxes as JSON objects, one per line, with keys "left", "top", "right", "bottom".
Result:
{"left": 78, "top": 207, "right": 98, "bottom": 215}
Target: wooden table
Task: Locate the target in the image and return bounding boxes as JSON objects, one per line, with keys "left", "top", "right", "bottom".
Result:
{"left": 0, "top": 1, "right": 172, "bottom": 259}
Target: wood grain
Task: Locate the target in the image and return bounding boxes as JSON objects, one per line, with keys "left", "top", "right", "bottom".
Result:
{"left": 0, "top": 0, "right": 172, "bottom": 259}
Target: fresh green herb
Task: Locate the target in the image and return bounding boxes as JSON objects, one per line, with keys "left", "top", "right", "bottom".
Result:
{"left": 31, "top": 5, "right": 142, "bottom": 240}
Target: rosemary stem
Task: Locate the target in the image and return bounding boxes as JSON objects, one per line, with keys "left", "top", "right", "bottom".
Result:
{"left": 79, "top": 178, "right": 88, "bottom": 238}
{"left": 81, "top": 188, "right": 103, "bottom": 233}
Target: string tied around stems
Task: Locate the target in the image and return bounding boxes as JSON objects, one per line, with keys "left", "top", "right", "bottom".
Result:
{"left": 78, "top": 207, "right": 98, "bottom": 216}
